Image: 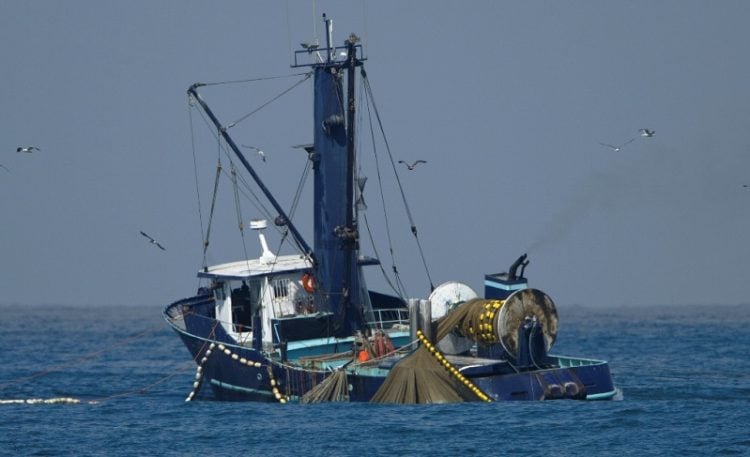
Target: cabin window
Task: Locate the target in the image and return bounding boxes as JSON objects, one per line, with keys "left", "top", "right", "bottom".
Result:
{"left": 231, "top": 280, "right": 261, "bottom": 332}
{"left": 272, "top": 278, "right": 291, "bottom": 299}
{"left": 213, "top": 281, "right": 227, "bottom": 301}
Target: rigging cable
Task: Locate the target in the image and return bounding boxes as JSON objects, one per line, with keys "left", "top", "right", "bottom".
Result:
{"left": 202, "top": 137, "right": 224, "bottom": 267}
{"left": 228, "top": 156, "right": 253, "bottom": 272}
{"left": 285, "top": 0, "right": 293, "bottom": 67}
{"left": 188, "top": 95, "right": 206, "bottom": 257}
{"left": 362, "top": 213, "right": 403, "bottom": 298}
{"left": 207, "top": 138, "right": 309, "bottom": 256}
{"left": 229, "top": 161, "right": 306, "bottom": 255}
{"left": 192, "top": 105, "right": 285, "bottom": 248}
{"left": 190, "top": 75, "right": 314, "bottom": 256}
{"left": 359, "top": 76, "right": 406, "bottom": 298}
{"left": 288, "top": 157, "right": 312, "bottom": 222}
{"left": 361, "top": 69, "right": 435, "bottom": 291}
{"left": 226, "top": 72, "right": 312, "bottom": 129}
{"left": 196, "top": 72, "right": 311, "bottom": 88}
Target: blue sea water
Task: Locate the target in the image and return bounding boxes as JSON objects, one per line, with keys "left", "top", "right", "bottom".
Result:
{"left": 1, "top": 303, "right": 749, "bottom": 456}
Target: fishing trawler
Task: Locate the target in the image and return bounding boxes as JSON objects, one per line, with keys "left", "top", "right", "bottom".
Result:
{"left": 164, "top": 17, "right": 617, "bottom": 403}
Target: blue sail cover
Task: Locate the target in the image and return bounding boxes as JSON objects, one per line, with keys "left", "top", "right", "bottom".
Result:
{"left": 313, "top": 64, "right": 364, "bottom": 336}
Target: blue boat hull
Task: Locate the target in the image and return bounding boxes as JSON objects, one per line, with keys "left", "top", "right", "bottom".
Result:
{"left": 165, "top": 297, "right": 617, "bottom": 402}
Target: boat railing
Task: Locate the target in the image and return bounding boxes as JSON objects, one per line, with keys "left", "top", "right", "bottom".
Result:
{"left": 554, "top": 355, "right": 609, "bottom": 368}
{"left": 366, "top": 308, "right": 409, "bottom": 331}
{"left": 163, "top": 294, "right": 215, "bottom": 332}
{"left": 292, "top": 43, "right": 366, "bottom": 68}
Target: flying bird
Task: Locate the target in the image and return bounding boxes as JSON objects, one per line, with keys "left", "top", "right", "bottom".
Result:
{"left": 17, "top": 146, "right": 41, "bottom": 153}
{"left": 598, "top": 138, "right": 635, "bottom": 152}
{"left": 398, "top": 159, "right": 427, "bottom": 170}
{"left": 140, "top": 231, "right": 166, "bottom": 251}
{"left": 639, "top": 128, "right": 655, "bottom": 138}
{"left": 241, "top": 145, "right": 266, "bottom": 162}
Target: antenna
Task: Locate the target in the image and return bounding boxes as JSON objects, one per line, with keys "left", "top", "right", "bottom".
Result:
{"left": 323, "top": 13, "right": 333, "bottom": 62}
{"left": 250, "top": 219, "right": 276, "bottom": 264}
{"left": 312, "top": 0, "right": 317, "bottom": 41}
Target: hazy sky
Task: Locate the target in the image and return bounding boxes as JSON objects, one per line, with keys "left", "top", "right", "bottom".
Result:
{"left": 2, "top": 1, "right": 749, "bottom": 308}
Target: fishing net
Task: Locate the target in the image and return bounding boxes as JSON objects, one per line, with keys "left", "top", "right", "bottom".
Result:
{"left": 369, "top": 345, "right": 473, "bottom": 404}
{"left": 300, "top": 369, "right": 349, "bottom": 403}
{"left": 370, "top": 298, "right": 494, "bottom": 404}
{"left": 371, "top": 291, "right": 556, "bottom": 404}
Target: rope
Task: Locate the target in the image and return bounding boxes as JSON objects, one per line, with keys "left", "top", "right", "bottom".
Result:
{"left": 288, "top": 159, "right": 312, "bottom": 221}
{"left": 228, "top": 158, "right": 253, "bottom": 272}
{"left": 188, "top": 96, "right": 206, "bottom": 258}
{"left": 0, "top": 322, "right": 168, "bottom": 391}
{"left": 361, "top": 69, "right": 434, "bottom": 291}
{"left": 202, "top": 157, "right": 222, "bottom": 264}
{"left": 195, "top": 72, "right": 311, "bottom": 88}
{"left": 226, "top": 73, "right": 312, "bottom": 129}
{"left": 189, "top": 77, "right": 310, "bottom": 258}
{"left": 90, "top": 363, "right": 195, "bottom": 403}
{"left": 362, "top": 213, "right": 403, "bottom": 298}
{"left": 361, "top": 76, "right": 407, "bottom": 298}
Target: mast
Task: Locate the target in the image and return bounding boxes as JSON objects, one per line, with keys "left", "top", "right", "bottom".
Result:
{"left": 344, "top": 34, "right": 358, "bottom": 331}
{"left": 293, "top": 16, "right": 366, "bottom": 336}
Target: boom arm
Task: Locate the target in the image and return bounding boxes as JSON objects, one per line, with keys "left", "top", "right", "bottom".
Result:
{"left": 188, "top": 84, "right": 313, "bottom": 258}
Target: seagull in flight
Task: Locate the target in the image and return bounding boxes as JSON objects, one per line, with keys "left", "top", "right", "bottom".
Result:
{"left": 598, "top": 138, "right": 635, "bottom": 152}
{"left": 140, "top": 231, "right": 166, "bottom": 251}
{"left": 398, "top": 159, "right": 427, "bottom": 170}
{"left": 639, "top": 128, "right": 655, "bottom": 138}
{"left": 17, "top": 146, "right": 41, "bottom": 153}
{"left": 241, "top": 145, "right": 265, "bottom": 162}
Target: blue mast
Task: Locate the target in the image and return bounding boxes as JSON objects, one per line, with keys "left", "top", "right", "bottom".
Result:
{"left": 295, "top": 16, "right": 366, "bottom": 336}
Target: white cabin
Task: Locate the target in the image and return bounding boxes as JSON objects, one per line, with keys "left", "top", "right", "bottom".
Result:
{"left": 198, "top": 253, "right": 314, "bottom": 347}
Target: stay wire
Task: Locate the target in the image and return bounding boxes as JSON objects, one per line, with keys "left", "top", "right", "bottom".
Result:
{"left": 230, "top": 163, "right": 305, "bottom": 254}
{"left": 190, "top": 77, "right": 311, "bottom": 257}
{"left": 289, "top": 158, "right": 311, "bottom": 220}
{"left": 206, "top": 135, "right": 310, "bottom": 257}
{"left": 226, "top": 72, "right": 312, "bottom": 129}
{"left": 196, "top": 72, "right": 310, "bottom": 88}
{"left": 202, "top": 135, "right": 223, "bottom": 264}
{"left": 353, "top": 76, "right": 404, "bottom": 298}
{"left": 361, "top": 74, "right": 407, "bottom": 297}
{"left": 213, "top": 145, "right": 307, "bottom": 256}
{"left": 362, "top": 70, "right": 434, "bottom": 291}
{"left": 228, "top": 156, "right": 253, "bottom": 271}
{"left": 362, "top": 71, "right": 407, "bottom": 297}
{"left": 195, "top": 107, "right": 284, "bottom": 242}
{"left": 362, "top": 212, "right": 403, "bottom": 298}
{"left": 187, "top": 98, "right": 206, "bottom": 255}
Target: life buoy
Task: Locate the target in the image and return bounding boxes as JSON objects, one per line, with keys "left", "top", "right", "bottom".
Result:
{"left": 301, "top": 273, "right": 315, "bottom": 293}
